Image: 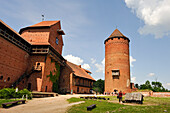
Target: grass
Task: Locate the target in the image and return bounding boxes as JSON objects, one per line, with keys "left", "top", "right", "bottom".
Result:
{"left": 67, "top": 96, "right": 170, "bottom": 113}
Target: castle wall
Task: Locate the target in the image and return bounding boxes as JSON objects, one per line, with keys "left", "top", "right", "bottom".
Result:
{"left": 20, "top": 28, "right": 50, "bottom": 44}
{"left": 25, "top": 55, "right": 46, "bottom": 91}
{"left": 0, "top": 37, "right": 29, "bottom": 88}
{"left": 49, "top": 22, "right": 63, "bottom": 55}
{"left": 59, "top": 65, "right": 72, "bottom": 93}
{"left": 105, "top": 37, "right": 130, "bottom": 93}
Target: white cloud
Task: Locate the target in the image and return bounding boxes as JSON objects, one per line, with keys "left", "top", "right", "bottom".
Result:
{"left": 102, "top": 58, "right": 105, "bottom": 66}
{"left": 95, "top": 58, "right": 105, "bottom": 73}
{"left": 64, "top": 54, "right": 83, "bottom": 65}
{"left": 130, "top": 56, "right": 136, "bottom": 67}
{"left": 164, "top": 83, "right": 170, "bottom": 90}
{"left": 148, "top": 73, "right": 155, "bottom": 77}
{"left": 64, "top": 54, "right": 91, "bottom": 70}
{"left": 91, "top": 58, "right": 96, "bottom": 64}
{"left": 167, "top": 83, "right": 170, "bottom": 86}
{"left": 82, "top": 64, "right": 91, "bottom": 70}
{"left": 131, "top": 77, "right": 136, "bottom": 82}
{"left": 125, "top": 0, "right": 170, "bottom": 38}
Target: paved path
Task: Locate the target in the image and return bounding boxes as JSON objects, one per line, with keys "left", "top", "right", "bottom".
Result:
{"left": 0, "top": 95, "right": 87, "bottom": 113}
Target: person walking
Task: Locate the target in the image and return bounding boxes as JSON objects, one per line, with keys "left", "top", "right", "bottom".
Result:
{"left": 118, "top": 90, "right": 122, "bottom": 103}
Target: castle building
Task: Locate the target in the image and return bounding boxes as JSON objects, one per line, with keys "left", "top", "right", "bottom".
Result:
{"left": 104, "top": 29, "right": 131, "bottom": 93}
{"left": 0, "top": 19, "right": 95, "bottom": 93}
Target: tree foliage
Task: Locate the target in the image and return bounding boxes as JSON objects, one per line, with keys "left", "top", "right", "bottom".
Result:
{"left": 92, "top": 79, "right": 104, "bottom": 94}
{"left": 138, "top": 80, "right": 169, "bottom": 92}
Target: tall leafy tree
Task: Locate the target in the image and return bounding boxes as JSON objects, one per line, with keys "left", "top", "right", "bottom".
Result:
{"left": 93, "top": 79, "right": 104, "bottom": 94}
{"left": 139, "top": 80, "right": 169, "bottom": 92}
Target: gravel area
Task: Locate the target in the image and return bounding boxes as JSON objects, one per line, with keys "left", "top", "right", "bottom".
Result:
{"left": 0, "top": 95, "right": 86, "bottom": 113}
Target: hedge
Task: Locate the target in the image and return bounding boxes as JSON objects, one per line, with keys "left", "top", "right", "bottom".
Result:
{"left": 0, "top": 88, "right": 32, "bottom": 99}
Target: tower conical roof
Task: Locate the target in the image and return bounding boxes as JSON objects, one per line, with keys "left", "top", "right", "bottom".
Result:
{"left": 104, "top": 28, "right": 130, "bottom": 44}
{"left": 108, "top": 29, "right": 126, "bottom": 38}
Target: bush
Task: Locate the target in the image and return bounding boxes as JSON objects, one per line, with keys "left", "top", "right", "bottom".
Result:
{"left": 0, "top": 88, "right": 15, "bottom": 99}
{"left": 0, "top": 88, "right": 32, "bottom": 99}
{"left": 18, "top": 89, "right": 32, "bottom": 99}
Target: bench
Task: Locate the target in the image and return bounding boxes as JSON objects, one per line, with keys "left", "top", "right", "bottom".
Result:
{"left": 2, "top": 100, "right": 26, "bottom": 108}
{"left": 82, "top": 96, "right": 109, "bottom": 100}
{"left": 87, "top": 104, "right": 96, "bottom": 111}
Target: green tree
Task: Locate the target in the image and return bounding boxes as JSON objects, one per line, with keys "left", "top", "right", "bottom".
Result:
{"left": 93, "top": 79, "right": 104, "bottom": 94}
{"left": 139, "top": 80, "right": 169, "bottom": 92}
{"left": 139, "top": 80, "right": 152, "bottom": 90}
{"left": 134, "top": 84, "right": 139, "bottom": 88}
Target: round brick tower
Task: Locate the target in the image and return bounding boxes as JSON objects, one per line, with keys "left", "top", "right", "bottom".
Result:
{"left": 104, "top": 29, "right": 130, "bottom": 93}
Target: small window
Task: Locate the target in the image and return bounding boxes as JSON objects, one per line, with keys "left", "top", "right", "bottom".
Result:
{"left": 7, "top": 77, "right": 10, "bottom": 81}
{"left": 0, "top": 76, "right": 3, "bottom": 80}
{"left": 56, "top": 37, "right": 59, "bottom": 44}
{"left": 112, "top": 70, "right": 120, "bottom": 76}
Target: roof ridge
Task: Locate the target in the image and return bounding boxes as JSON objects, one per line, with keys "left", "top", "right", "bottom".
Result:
{"left": 108, "top": 28, "right": 126, "bottom": 38}
{"left": 66, "top": 61, "right": 95, "bottom": 81}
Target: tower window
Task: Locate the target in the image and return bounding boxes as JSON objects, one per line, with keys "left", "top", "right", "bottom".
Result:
{"left": 56, "top": 37, "right": 59, "bottom": 44}
{"left": 112, "top": 70, "right": 120, "bottom": 76}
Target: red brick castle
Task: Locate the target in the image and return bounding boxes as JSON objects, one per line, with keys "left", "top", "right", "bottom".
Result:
{"left": 0, "top": 20, "right": 95, "bottom": 94}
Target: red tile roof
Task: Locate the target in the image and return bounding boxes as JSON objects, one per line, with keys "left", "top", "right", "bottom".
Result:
{"left": 30, "top": 21, "right": 60, "bottom": 27}
{"left": 109, "top": 29, "right": 126, "bottom": 38}
{"left": 66, "top": 61, "right": 95, "bottom": 81}
{"left": 19, "top": 20, "right": 61, "bottom": 34}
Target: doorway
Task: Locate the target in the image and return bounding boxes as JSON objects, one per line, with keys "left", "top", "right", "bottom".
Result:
{"left": 77, "top": 87, "right": 79, "bottom": 93}
{"left": 28, "top": 83, "right": 31, "bottom": 91}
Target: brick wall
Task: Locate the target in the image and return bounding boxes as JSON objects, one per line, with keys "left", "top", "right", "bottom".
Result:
{"left": 59, "top": 64, "right": 72, "bottom": 93}
{"left": 21, "top": 28, "right": 50, "bottom": 44}
{"left": 152, "top": 92, "right": 170, "bottom": 97}
{"left": 0, "top": 37, "right": 29, "bottom": 88}
{"left": 42, "top": 56, "right": 58, "bottom": 92}
{"left": 105, "top": 37, "right": 130, "bottom": 93}
{"left": 25, "top": 55, "right": 46, "bottom": 91}
{"left": 49, "top": 21, "right": 63, "bottom": 55}
{"left": 138, "top": 91, "right": 170, "bottom": 97}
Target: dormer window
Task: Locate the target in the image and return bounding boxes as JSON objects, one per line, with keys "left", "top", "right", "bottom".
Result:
{"left": 56, "top": 37, "right": 59, "bottom": 44}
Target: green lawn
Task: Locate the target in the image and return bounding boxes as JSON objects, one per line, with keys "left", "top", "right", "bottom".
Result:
{"left": 67, "top": 96, "right": 170, "bottom": 113}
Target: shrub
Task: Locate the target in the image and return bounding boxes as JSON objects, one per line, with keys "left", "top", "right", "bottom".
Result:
{"left": 0, "top": 88, "right": 15, "bottom": 99}
{"left": 18, "top": 89, "right": 32, "bottom": 99}
{"left": 0, "top": 88, "right": 32, "bottom": 99}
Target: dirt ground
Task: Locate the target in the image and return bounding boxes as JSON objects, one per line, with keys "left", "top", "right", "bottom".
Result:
{"left": 0, "top": 95, "right": 88, "bottom": 113}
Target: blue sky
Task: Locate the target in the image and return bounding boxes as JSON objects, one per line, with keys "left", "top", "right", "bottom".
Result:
{"left": 1, "top": 0, "right": 170, "bottom": 89}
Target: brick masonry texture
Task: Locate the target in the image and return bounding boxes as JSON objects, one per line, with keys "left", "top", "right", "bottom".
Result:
{"left": 105, "top": 30, "right": 131, "bottom": 93}
{"left": 0, "top": 37, "right": 29, "bottom": 88}
{"left": 0, "top": 20, "right": 95, "bottom": 94}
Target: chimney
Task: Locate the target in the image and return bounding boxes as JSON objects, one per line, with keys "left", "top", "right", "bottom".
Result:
{"left": 78, "top": 65, "right": 81, "bottom": 68}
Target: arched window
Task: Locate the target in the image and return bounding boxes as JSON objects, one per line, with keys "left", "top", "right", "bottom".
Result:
{"left": 7, "top": 77, "right": 10, "bottom": 81}
{"left": 0, "top": 76, "right": 3, "bottom": 80}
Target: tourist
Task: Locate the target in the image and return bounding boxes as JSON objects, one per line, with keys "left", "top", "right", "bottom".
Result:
{"left": 118, "top": 90, "right": 122, "bottom": 103}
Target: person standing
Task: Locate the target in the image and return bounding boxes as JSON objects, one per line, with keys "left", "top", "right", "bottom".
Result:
{"left": 118, "top": 90, "right": 122, "bottom": 103}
